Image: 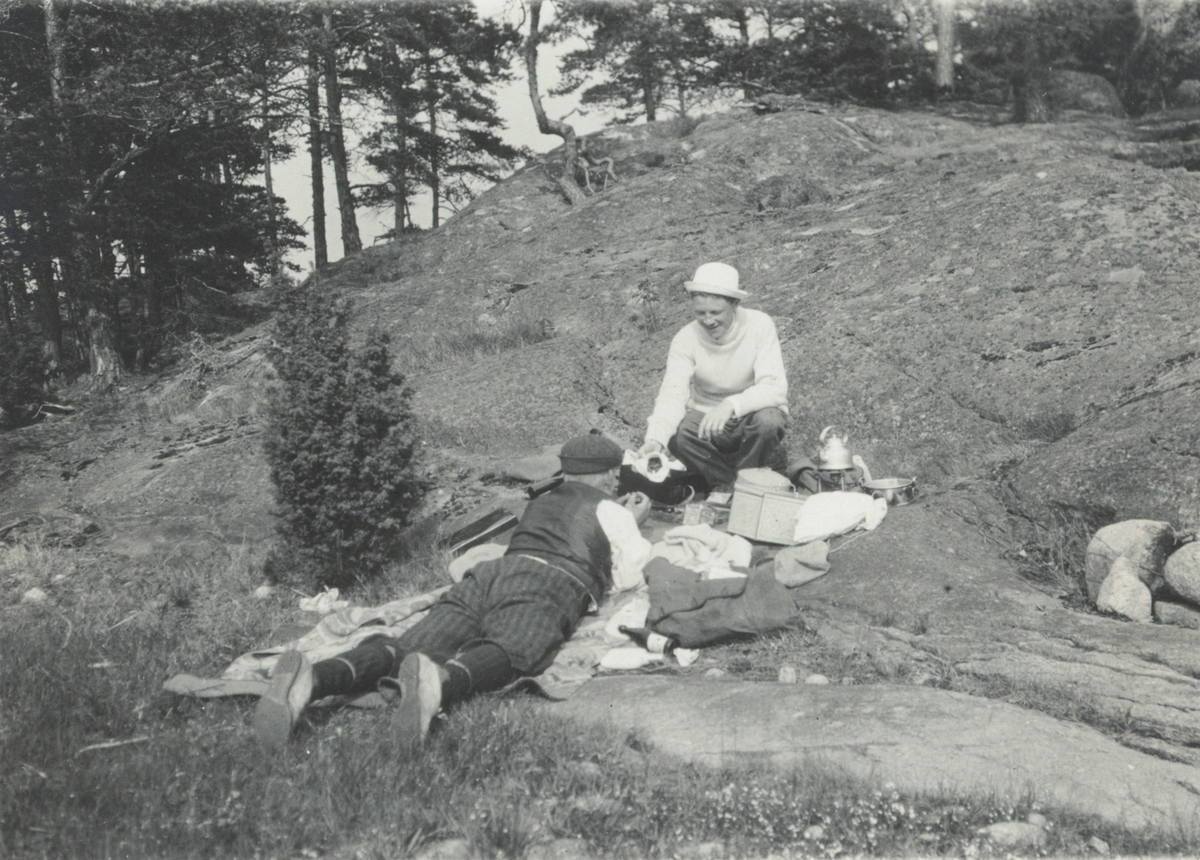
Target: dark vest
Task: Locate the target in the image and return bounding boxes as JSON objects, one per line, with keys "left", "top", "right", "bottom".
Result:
{"left": 506, "top": 481, "right": 613, "bottom": 601}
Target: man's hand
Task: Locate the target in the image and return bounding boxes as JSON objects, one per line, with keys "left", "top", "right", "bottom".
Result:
{"left": 697, "top": 400, "right": 737, "bottom": 441}
{"left": 620, "top": 491, "right": 652, "bottom": 526}
{"left": 637, "top": 440, "right": 665, "bottom": 457}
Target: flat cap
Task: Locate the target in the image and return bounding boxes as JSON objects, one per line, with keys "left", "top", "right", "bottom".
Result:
{"left": 559, "top": 434, "right": 624, "bottom": 474}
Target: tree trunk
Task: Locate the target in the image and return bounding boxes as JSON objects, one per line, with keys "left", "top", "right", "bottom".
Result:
{"left": 1013, "top": 27, "right": 1051, "bottom": 123}
{"left": 306, "top": 40, "right": 328, "bottom": 269}
{"left": 733, "top": 6, "right": 754, "bottom": 100}
{"left": 902, "top": 1, "right": 922, "bottom": 50}
{"left": 85, "top": 308, "right": 120, "bottom": 388}
{"left": 322, "top": 10, "right": 361, "bottom": 256}
{"left": 427, "top": 73, "right": 440, "bottom": 229}
{"left": 39, "top": 0, "right": 66, "bottom": 367}
{"left": 30, "top": 241, "right": 62, "bottom": 369}
{"left": 523, "top": 0, "right": 586, "bottom": 206}
{"left": 43, "top": 0, "right": 65, "bottom": 102}
{"left": 935, "top": 0, "right": 955, "bottom": 92}
{"left": 261, "top": 83, "right": 280, "bottom": 276}
{"left": 394, "top": 103, "right": 408, "bottom": 235}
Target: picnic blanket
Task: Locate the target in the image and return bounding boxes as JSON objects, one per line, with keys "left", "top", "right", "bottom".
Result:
{"left": 163, "top": 525, "right": 794, "bottom": 709}
{"left": 163, "top": 578, "right": 650, "bottom": 707}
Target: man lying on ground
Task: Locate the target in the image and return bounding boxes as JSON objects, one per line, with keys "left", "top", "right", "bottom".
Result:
{"left": 255, "top": 434, "right": 652, "bottom": 750}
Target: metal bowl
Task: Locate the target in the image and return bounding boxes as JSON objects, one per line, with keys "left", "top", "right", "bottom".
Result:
{"left": 862, "top": 477, "right": 917, "bottom": 506}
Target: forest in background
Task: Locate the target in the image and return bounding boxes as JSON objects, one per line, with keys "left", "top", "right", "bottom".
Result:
{"left": 2, "top": 0, "right": 1199, "bottom": 428}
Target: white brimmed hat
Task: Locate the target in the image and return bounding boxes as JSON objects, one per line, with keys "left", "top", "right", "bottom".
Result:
{"left": 684, "top": 262, "right": 749, "bottom": 300}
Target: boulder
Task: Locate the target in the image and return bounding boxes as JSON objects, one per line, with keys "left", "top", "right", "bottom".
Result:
{"left": 1153, "top": 598, "right": 1200, "bottom": 630}
{"left": 1050, "top": 70, "right": 1126, "bottom": 117}
{"left": 1084, "top": 520, "right": 1175, "bottom": 603}
{"left": 1163, "top": 541, "right": 1200, "bottom": 605}
{"left": 1096, "top": 556, "right": 1153, "bottom": 622}
{"left": 1168, "top": 80, "right": 1200, "bottom": 108}
{"left": 978, "top": 821, "right": 1047, "bottom": 849}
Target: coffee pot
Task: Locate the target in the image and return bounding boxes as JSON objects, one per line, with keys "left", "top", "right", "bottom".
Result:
{"left": 816, "top": 426, "right": 854, "bottom": 470}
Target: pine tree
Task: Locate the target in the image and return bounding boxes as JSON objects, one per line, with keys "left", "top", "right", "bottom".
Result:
{"left": 263, "top": 285, "right": 423, "bottom": 589}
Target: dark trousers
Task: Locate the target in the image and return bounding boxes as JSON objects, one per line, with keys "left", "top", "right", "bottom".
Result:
{"left": 670, "top": 406, "right": 788, "bottom": 490}
{"left": 311, "top": 555, "right": 590, "bottom": 700}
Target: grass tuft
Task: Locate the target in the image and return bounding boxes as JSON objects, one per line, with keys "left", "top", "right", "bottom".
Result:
{"left": 1010, "top": 507, "right": 1103, "bottom": 607}
{"left": 390, "top": 305, "right": 555, "bottom": 377}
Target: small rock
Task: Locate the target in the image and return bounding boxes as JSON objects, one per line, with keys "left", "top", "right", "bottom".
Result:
{"left": 1096, "top": 556, "right": 1153, "bottom": 622}
{"left": 1105, "top": 266, "right": 1144, "bottom": 285}
{"left": 253, "top": 584, "right": 274, "bottom": 600}
{"left": 777, "top": 665, "right": 797, "bottom": 684}
{"left": 526, "top": 837, "right": 593, "bottom": 860}
{"left": 704, "top": 667, "right": 726, "bottom": 678}
{"left": 412, "top": 838, "right": 472, "bottom": 860}
{"left": 804, "top": 673, "right": 830, "bottom": 685}
{"left": 1026, "top": 812, "right": 1048, "bottom": 827}
{"left": 1087, "top": 835, "right": 1111, "bottom": 854}
{"left": 803, "top": 824, "right": 825, "bottom": 840}
{"left": 565, "top": 760, "right": 604, "bottom": 781}
{"left": 22, "top": 587, "right": 48, "bottom": 604}
{"left": 978, "top": 821, "right": 1047, "bottom": 848}
{"left": 1153, "top": 598, "right": 1200, "bottom": 629}
{"left": 1164, "top": 542, "right": 1200, "bottom": 606}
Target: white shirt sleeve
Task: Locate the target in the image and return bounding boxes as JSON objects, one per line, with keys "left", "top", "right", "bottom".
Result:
{"left": 596, "top": 499, "right": 652, "bottom": 592}
{"left": 643, "top": 327, "right": 696, "bottom": 448}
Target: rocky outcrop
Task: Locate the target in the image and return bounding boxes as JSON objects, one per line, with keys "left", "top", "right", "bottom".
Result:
{"left": 792, "top": 495, "right": 1200, "bottom": 765}
{"left": 553, "top": 676, "right": 1200, "bottom": 834}
{"left": 1169, "top": 80, "right": 1200, "bottom": 108}
{"left": 1049, "top": 70, "right": 1125, "bottom": 117}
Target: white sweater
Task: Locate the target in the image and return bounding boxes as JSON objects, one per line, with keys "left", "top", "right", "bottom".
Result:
{"left": 644, "top": 307, "right": 788, "bottom": 448}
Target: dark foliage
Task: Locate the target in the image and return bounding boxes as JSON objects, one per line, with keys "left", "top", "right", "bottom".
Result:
{"left": 0, "top": 321, "right": 54, "bottom": 430}
{"left": 263, "top": 285, "right": 423, "bottom": 589}
{"left": 704, "top": 1, "right": 936, "bottom": 106}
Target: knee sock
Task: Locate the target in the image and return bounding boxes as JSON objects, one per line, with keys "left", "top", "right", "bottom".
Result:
{"left": 443, "top": 643, "right": 514, "bottom": 707}
{"left": 311, "top": 637, "right": 401, "bottom": 700}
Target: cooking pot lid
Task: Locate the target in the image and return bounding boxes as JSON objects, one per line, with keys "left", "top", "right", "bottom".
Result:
{"left": 863, "top": 478, "right": 914, "bottom": 489}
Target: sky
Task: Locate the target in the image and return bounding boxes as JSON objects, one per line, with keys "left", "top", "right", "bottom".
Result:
{"left": 279, "top": 0, "right": 616, "bottom": 271}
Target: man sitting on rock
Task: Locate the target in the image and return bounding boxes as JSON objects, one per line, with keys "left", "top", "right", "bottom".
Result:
{"left": 255, "top": 434, "right": 652, "bottom": 750}
{"left": 637, "top": 262, "right": 789, "bottom": 492}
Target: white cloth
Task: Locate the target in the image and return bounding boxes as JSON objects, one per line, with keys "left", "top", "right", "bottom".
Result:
{"left": 644, "top": 307, "right": 789, "bottom": 448}
{"left": 622, "top": 449, "right": 687, "bottom": 483}
{"left": 596, "top": 498, "right": 654, "bottom": 592}
{"left": 792, "top": 492, "right": 888, "bottom": 545}
{"left": 298, "top": 587, "right": 349, "bottom": 614}
{"left": 650, "top": 523, "right": 752, "bottom": 579}
{"left": 604, "top": 592, "right": 651, "bottom": 638}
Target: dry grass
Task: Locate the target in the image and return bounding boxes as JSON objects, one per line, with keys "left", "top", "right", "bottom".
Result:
{"left": 1009, "top": 507, "right": 1098, "bottom": 607}
{"left": 3, "top": 537, "right": 1197, "bottom": 858}
{"left": 390, "top": 305, "right": 555, "bottom": 378}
